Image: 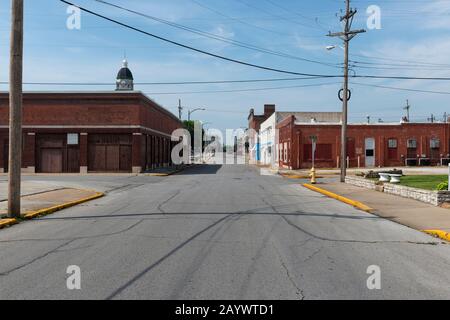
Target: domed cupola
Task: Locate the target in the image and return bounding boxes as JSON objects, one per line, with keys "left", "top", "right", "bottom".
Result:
{"left": 116, "top": 59, "right": 134, "bottom": 91}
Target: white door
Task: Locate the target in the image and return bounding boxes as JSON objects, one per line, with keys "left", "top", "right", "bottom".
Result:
{"left": 365, "top": 138, "right": 375, "bottom": 167}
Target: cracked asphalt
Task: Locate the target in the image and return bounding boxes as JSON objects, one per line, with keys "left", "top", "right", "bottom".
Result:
{"left": 0, "top": 164, "right": 450, "bottom": 299}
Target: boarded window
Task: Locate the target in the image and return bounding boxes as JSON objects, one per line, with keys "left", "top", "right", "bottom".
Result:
{"left": 407, "top": 139, "right": 417, "bottom": 158}
{"left": 387, "top": 138, "right": 398, "bottom": 160}
{"left": 303, "top": 144, "right": 332, "bottom": 161}
{"left": 346, "top": 138, "right": 355, "bottom": 158}
{"left": 430, "top": 138, "right": 441, "bottom": 160}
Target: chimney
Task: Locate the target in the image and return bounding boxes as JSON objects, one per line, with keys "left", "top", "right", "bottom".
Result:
{"left": 264, "top": 104, "right": 275, "bottom": 117}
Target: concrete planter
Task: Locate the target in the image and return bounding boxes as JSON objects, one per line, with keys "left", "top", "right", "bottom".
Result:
{"left": 345, "top": 176, "right": 450, "bottom": 206}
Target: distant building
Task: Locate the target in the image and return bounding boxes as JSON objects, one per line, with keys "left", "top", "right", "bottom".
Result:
{"left": 277, "top": 115, "right": 450, "bottom": 169}
{"left": 0, "top": 60, "right": 182, "bottom": 174}
{"left": 247, "top": 104, "right": 275, "bottom": 163}
{"left": 260, "top": 111, "right": 342, "bottom": 167}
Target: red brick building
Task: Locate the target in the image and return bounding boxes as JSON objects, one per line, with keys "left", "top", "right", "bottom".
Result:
{"left": 0, "top": 91, "right": 182, "bottom": 173}
{"left": 277, "top": 115, "right": 450, "bottom": 169}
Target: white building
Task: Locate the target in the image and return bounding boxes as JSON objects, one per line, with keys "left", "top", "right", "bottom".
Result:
{"left": 259, "top": 111, "right": 342, "bottom": 167}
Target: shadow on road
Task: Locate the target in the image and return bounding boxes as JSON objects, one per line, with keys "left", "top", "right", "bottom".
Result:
{"left": 177, "top": 164, "right": 222, "bottom": 175}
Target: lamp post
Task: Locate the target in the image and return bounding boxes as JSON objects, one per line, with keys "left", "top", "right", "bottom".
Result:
{"left": 188, "top": 108, "right": 206, "bottom": 121}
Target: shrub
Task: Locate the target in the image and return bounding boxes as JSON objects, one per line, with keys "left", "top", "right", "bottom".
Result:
{"left": 436, "top": 181, "right": 449, "bottom": 191}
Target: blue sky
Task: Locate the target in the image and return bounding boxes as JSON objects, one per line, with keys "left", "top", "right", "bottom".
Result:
{"left": 1, "top": 0, "right": 450, "bottom": 130}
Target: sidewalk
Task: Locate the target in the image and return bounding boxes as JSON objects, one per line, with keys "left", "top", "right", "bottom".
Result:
{"left": 0, "top": 182, "right": 103, "bottom": 227}
{"left": 310, "top": 181, "right": 450, "bottom": 233}
{"left": 0, "top": 181, "right": 66, "bottom": 202}
{"left": 280, "top": 166, "right": 449, "bottom": 176}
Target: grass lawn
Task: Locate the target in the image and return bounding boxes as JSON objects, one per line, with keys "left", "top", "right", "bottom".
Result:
{"left": 400, "top": 175, "right": 448, "bottom": 190}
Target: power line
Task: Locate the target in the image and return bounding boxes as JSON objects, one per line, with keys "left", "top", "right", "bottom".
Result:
{"left": 60, "top": 0, "right": 339, "bottom": 78}
{"left": 93, "top": 0, "right": 340, "bottom": 68}
{"left": 0, "top": 76, "right": 331, "bottom": 86}
{"left": 59, "top": 1, "right": 450, "bottom": 82}
{"left": 349, "top": 52, "right": 450, "bottom": 68}
{"left": 232, "top": 0, "right": 321, "bottom": 30}
{"left": 350, "top": 82, "right": 450, "bottom": 95}
{"left": 143, "top": 82, "right": 340, "bottom": 95}
{"left": 187, "top": 0, "right": 318, "bottom": 37}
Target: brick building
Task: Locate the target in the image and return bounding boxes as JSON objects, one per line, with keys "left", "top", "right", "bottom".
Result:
{"left": 259, "top": 109, "right": 341, "bottom": 167}
{"left": 277, "top": 115, "right": 450, "bottom": 169}
{"left": 247, "top": 104, "right": 275, "bottom": 162}
{"left": 0, "top": 60, "right": 183, "bottom": 173}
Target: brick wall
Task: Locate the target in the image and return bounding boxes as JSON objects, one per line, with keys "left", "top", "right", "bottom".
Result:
{"left": 0, "top": 92, "right": 182, "bottom": 173}
{"left": 277, "top": 121, "right": 450, "bottom": 169}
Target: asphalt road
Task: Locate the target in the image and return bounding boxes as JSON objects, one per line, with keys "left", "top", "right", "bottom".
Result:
{"left": 0, "top": 164, "right": 450, "bottom": 299}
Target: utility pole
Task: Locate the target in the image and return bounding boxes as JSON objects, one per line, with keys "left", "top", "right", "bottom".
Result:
{"left": 328, "top": 0, "right": 365, "bottom": 182}
{"left": 8, "top": 0, "right": 24, "bottom": 218}
{"left": 178, "top": 99, "right": 183, "bottom": 120}
{"left": 403, "top": 99, "right": 410, "bottom": 122}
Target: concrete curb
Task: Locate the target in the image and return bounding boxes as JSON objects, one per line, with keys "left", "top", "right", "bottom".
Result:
{"left": 23, "top": 191, "right": 104, "bottom": 219}
{"left": 0, "top": 218, "right": 19, "bottom": 229}
{"left": 303, "top": 183, "right": 374, "bottom": 213}
{"left": 0, "top": 191, "right": 104, "bottom": 230}
{"left": 422, "top": 229, "right": 450, "bottom": 242}
{"left": 143, "top": 165, "right": 191, "bottom": 177}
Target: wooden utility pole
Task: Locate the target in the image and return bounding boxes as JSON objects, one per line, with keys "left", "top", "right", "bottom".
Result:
{"left": 8, "top": 0, "right": 24, "bottom": 218}
{"left": 328, "top": 0, "right": 365, "bottom": 182}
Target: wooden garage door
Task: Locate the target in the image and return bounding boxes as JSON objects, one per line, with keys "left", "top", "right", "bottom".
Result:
{"left": 40, "top": 148, "right": 63, "bottom": 173}
{"left": 37, "top": 134, "right": 66, "bottom": 173}
{"left": 88, "top": 134, "right": 132, "bottom": 172}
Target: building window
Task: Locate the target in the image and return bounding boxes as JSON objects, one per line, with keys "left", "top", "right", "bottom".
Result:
{"left": 388, "top": 139, "right": 397, "bottom": 148}
{"left": 67, "top": 133, "right": 79, "bottom": 145}
{"left": 430, "top": 138, "right": 440, "bottom": 149}
{"left": 407, "top": 139, "right": 417, "bottom": 158}
{"left": 430, "top": 138, "right": 440, "bottom": 160}
{"left": 387, "top": 138, "right": 398, "bottom": 160}
{"left": 407, "top": 139, "right": 417, "bottom": 149}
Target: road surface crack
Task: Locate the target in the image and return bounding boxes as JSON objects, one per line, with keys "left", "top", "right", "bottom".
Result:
{"left": 280, "top": 215, "right": 440, "bottom": 245}
{"left": 157, "top": 190, "right": 181, "bottom": 213}
{"left": 272, "top": 242, "right": 305, "bottom": 300}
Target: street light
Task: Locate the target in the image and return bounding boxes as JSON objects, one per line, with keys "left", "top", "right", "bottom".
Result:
{"left": 188, "top": 108, "right": 206, "bottom": 121}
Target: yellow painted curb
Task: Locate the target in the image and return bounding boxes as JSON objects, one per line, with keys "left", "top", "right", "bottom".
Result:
{"left": 281, "top": 174, "right": 324, "bottom": 179}
{"left": 422, "top": 229, "right": 450, "bottom": 242}
{"left": 0, "top": 218, "right": 18, "bottom": 229}
{"left": 303, "top": 183, "right": 374, "bottom": 213}
{"left": 23, "top": 191, "right": 104, "bottom": 219}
